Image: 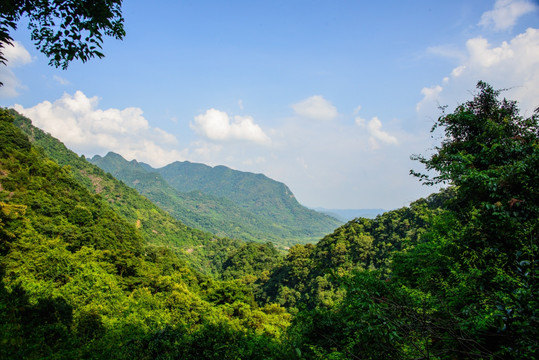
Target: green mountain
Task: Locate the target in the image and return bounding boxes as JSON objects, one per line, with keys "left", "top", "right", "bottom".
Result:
{"left": 11, "top": 110, "right": 244, "bottom": 274}
{"left": 90, "top": 152, "right": 342, "bottom": 247}
{"left": 89, "top": 153, "right": 283, "bottom": 244}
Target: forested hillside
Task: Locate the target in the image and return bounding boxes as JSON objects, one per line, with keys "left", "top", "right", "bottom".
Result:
{"left": 145, "top": 157, "right": 342, "bottom": 243}
{"left": 281, "top": 83, "right": 539, "bottom": 359}
{"left": 0, "top": 108, "right": 292, "bottom": 359}
{"left": 257, "top": 190, "right": 449, "bottom": 310}
{"left": 12, "top": 111, "right": 244, "bottom": 274}
{"left": 89, "top": 152, "right": 341, "bottom": 247}
{"left": 1, "top": 82, "right": 537, "bottom": 359}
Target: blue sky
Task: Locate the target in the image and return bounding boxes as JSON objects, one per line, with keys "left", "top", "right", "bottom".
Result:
{"left": 1, "top": 0, "right": 538, "bottom": 209}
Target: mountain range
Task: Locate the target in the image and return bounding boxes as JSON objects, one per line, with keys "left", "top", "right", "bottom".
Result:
{"left": 89, "top": 152, "right": 342, "bottom": 248}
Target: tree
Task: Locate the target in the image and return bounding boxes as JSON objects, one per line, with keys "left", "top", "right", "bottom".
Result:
{"left": 412, "top": 81, "right": 539, "bottom": 254}
{"left": 409, "top": 81, "right": 539, "bottom": 358}
{"left": 0, "top": 0, "right": 125, "bottom": 75}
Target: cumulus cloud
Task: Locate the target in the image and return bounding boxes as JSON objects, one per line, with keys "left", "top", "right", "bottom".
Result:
{"left": 466, "top": 36, "right": 514, "bottom": 67}
{"left": 292, "top": 95, "right": 338, "bottom": 120}
{"left": 355, "top": 115, "right": 398, "bottom": 149}
{"left": 417, "top": 27, "right": 539, "bottom": 116}
{"left": 191, "top": 108, "right": 271, "bottom": 145}
{"left": 479, "top": 0, "right": 537, "bottom": 31}
{"left": 0, "top": 41, "right": 32, "bottom": 98}
{"left": 13, "top": 91, "right": 185, "bottom": 167}
{"left": 3, "top": 41, "right": 32, "bottom": 65}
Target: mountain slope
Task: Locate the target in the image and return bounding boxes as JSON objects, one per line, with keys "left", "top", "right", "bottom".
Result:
{"left": 258, "top": 191, "right": 448, "bottom": 309}
{"left": 11, "top": 110, "right": 243, "bottom": 274}
{"left": 90, "top": 152, "right": 342, "bottom": 246}
{"left": 90, "top": 152, "right": 290, "bottom": 244}
{"left": 144, "top": 158, "right": 342, "bottom": 244}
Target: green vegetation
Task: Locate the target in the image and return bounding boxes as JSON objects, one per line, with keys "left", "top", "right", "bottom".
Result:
{"left": 90, "top": 151, "right": 342, "bottom": 247}
{"left": 257, "top": 191, "right": 447, "bottom": 310}
{"left": 1, "top": 81, "right": 537, "bottom": 359}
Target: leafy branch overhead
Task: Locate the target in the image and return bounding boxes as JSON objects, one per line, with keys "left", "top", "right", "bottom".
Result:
{"left": 0, "top": 0, "right": 125, "bottom": 74}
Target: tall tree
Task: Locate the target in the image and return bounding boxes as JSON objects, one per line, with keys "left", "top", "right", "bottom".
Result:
{"left": 412, "top": 81, "right": 539, "bottom": 255}
{"left": 409, "top": 81, "right": 539, "bottom": 358}
{"left": 290, "top": 83, "right": 538, "bottom": 359}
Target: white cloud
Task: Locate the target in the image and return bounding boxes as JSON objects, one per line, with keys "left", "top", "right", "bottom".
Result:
{"left": 355, "top": 115, "right": 398, "bottom": 149}
{"left": 191, "top": 108, "right": 271, "bottom": 145}
{"left": 13, "top": 91, "right": 185, "bottom": 167}
{"left": 417, "top": 28, "right": 539, "bottom": 116}
{"left": 0, "top": 41, "right": 32, "bottom": 98}
{"left": 2, "top": 41, "right": 32, "bottom": 66}
{"left": 415, "top": 85, "right": 443, "bottom": 112}
{"left": 451, "top": 65, "right": 466, "bottom": 77}
{"left": 292, "top": 95, "right": 338, "bottom": 120}
{"left": 466, "top": 36, "right": 514, "bottom": 67}
{"left": 368, "top": 117, "right": 399, "bottom": 145}
{"left": 0, "top": 70, "right": 21, "bottom": 98}
{"left": 153, "top": 128, "right": 179, "bottom": 145}
{"left": 355, "top": 116, "right": 365, "bottom": 127}
{"left": 479, "top": 0, "right": 537, "bottom": 31}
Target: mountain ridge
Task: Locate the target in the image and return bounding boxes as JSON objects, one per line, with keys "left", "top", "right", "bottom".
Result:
{"left": 11, "top": 110, "right": 245, "bottom": 274}
{"left": 90, "top": 151, "right": 342, "bottom": 247}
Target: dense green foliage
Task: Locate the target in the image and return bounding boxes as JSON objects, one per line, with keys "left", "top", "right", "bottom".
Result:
{"left": 258, "top": 192, "right": 446, "bottom": 310}
{"left": 286, "top": 82, "right": 538, "bottom": 359}
{"left": 221, "top": 242, "right": 282, "bottom": 281}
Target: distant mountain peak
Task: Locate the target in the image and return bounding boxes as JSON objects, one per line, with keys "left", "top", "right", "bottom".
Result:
{"left": 89, "top": 151, "right": 342, "bottom": 246}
